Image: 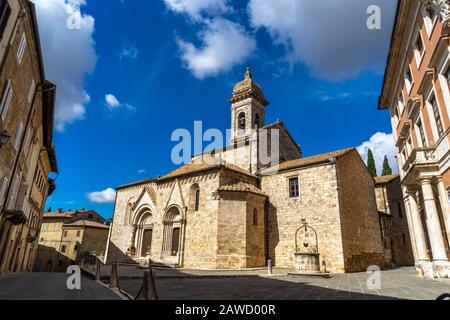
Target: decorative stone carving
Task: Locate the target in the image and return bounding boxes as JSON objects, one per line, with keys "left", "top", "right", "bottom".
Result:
{"left": 432, "top": 0, "right": 450, "bottom": 27}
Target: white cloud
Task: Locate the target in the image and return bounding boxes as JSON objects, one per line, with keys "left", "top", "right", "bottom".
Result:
{"left": 248, "top": 0, "right": 396, "bottom": 81}
{"left": 104, "top": 93, "right": 135, "bottom": 111}
{"left": 138, "top": 169, "right": 147, "bottom": 174}
{"left": 33, "top": 0, "right": 97, "bottom": 131}
{"left": 86, "top": 188, "right": 116, "bottom": 203}
{"left": 119, "top": 44, "right": 139, "bottom": 60}
{"left": 105, "top": 94, "right": 120, "bottom": 108}
{"left": 357, "top": 132, "right": 398, "bottom": 176}
{"left": 164, "top": 0, "right": 230, "bottom": 20}
{"left": 177, "top": 18, "right": 256, "bottom": 79}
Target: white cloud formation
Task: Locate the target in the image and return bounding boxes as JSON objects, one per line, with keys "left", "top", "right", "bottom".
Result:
{"left": 248, "top": 0, "right": 396, "bottom": 81}
{"left": 119, "top": 44, "right": 139, "bottom": 60}
{"left": 177, "top": 18, "right": 256, "bottom": 79}
{"left": 164, "top": 0, "right": 230, "bottom": 20}
{"left": 105, "top": 94, "right": 120, "bottom": 108}
{"left": 104, "top": 93, "right": 135, "bottom": 111}
{"left": 357, "top": 132, "right": 398, "bottom": 176}
{"left": 33, "top": 0, "right": 97, "bottom": 131}
{"left": 86, "top": 188, "right": 117, "bottom": 203}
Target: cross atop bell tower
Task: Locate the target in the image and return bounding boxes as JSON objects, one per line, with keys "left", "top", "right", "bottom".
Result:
{"left": 228, "top": 66, "right": 269, "bottom": 144}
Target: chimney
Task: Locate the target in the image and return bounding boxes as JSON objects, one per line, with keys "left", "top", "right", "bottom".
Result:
{"left": 57, "top": 208, "right": 63, "bottom": 213}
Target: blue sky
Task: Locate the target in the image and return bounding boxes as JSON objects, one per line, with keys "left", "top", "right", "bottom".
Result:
{"left": 34, "top": 0, "right": 398, "bottom": 219}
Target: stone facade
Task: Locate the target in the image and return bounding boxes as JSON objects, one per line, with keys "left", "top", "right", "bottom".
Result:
{"left": 35, "top": 209, "right": 107, "bottom": 272}
{"left": 379, "top": 0, "right": 450, "bottom": 278}
{"left": 375, "top": 175, "right": 415, "bottom": 267}
{"left": 0, "top": 0, "right": 58, "bottom": 275}
{"left": 107, "top": 68, "right": 393, "bottom": 273}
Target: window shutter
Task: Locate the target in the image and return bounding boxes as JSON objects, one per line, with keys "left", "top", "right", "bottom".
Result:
{"left": 28, "top": 79, "right": 35, "bottom": 103}
{"left": 14, "top": 121, "right": 23, "bottom": 150}
{"left": 0, "top": 176, "right": 8, "bottom": 206}
{"left": 0, "top": 0, "right": 11, "bottom": 42}
{"left": 0, "top": 79, "right": 12, "bottom": 120}
{"left": 17, "top": 33, "right": 26, "bottom": 63}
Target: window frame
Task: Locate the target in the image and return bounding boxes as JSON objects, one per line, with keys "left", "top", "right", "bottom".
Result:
{"left": 288, "top": 176, "right": 300, "bottom": 198}
{"left": 405, "top": 67, "right": 414, "bottom": 94}
{"left": 413, "top": 29, "right": 426, "bottom": 67}
{"left": 17, "top": 32, "right": 26, "bottom": 64}
{"left": 194, "top": 189, "right": 200, "bottom": 211}
{"left": 0, "top": 79, "right": 13, "bottom": 121}
{"left": 423, "top": 3, "right": 438, "bottom": 37}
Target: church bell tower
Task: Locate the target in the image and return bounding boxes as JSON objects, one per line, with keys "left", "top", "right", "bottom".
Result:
{"left": 228, "top": 66, "right": 269, "bottom": 145}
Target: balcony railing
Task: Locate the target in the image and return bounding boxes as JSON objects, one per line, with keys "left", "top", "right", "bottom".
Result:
{"left": 402, "top": 147, "right": 438, "bottom": 176}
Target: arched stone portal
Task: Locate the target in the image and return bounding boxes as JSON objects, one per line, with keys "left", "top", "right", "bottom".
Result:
{"left": 162, "top": 206, "right": 184, "bottom": 265}
{"left": 133, "top": 208, "right": 154, "bottom": 259}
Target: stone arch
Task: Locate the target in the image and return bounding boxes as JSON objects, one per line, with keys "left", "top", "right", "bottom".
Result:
{"left": 238, "top": 112, "right": 246, "bottom": 130}
{"left": 161, "top": 205, "right": 185, "bottom": 263}
{"left": 131, "top": 205, "right": 154, "bottom": 259}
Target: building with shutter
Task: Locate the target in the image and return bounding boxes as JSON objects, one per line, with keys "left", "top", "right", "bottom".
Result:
{"left": 379, "top": 0, "right": 450, "bottom": 278}
{"left": 0, "top": 0, "right": 58, "bottom": 274}
{"left": 35, "top": 209, "right": 108, "bottom": 273}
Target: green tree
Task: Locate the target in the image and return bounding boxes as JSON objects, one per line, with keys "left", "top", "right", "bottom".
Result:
{"left": 367, "top": 149, "right": 377, "bottom": 177}
{"left": 382, "top": 155, "right": 393, "bottom": 176}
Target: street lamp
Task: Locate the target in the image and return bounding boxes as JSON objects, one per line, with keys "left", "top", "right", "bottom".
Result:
{"left": 0, "top": 130, "right": 11, "bottom": 148}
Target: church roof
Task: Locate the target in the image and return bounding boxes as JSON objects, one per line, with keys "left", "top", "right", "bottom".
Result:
{"left": 158, "top": 161, "right": 256, "bottom": 182}
{"left": 228, "top": 66, "right": 269, "bottom": 106}
{"left": 217, "top": 182, "right": 266, "bottom": 197}
{"left": 374, "top": 174, "right": 400, "bottom": 185}
{"left": 266, "top": 148, "right": 355, "bottom": 173}
{"left": 117, "top": 178, "right": 156, "bottom": 190}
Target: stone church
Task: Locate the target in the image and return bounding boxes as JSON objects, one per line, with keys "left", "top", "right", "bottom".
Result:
{"left": 106, "top": 68, "right": 388, "bottom": 273}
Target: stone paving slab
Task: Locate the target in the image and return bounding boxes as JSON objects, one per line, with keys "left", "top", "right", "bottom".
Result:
{"left": 0, "top": 273, "right": 121, "bottom": 300}
{"left": 116, "top": 267, "right": 450, "bottom": 300}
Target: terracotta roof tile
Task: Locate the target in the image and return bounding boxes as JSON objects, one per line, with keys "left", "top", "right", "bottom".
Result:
{"left": 158, "top": 160, "right": 255, "bottom": 181}
{"left": 64, "top": 220, "right": 109, "bottom": 229}
{"left": 217, "top": 183, "right": 266, "bottom": 197}
{"left": 263, "top": 148, "right": 355, "bottom": 173}
{"left": 374, "top": 174, "right": 400, "bottom": 185}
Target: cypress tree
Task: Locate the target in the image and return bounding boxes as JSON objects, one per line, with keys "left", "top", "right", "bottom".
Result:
{"left": 382, "top": 155, "right": 393, "bottom": 176}
{"left": 367, "top": 149, "right": 377, "bottom": 177}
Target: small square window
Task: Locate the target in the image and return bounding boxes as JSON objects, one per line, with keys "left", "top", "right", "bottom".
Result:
{"left": 76, "top": 230, "right": 81, "bottom": 237}
{"left": 289, "top": 177, "right": 299, "bottom": 198}
{"left": 61, "top": 245, "right": 67, "bottom": 253}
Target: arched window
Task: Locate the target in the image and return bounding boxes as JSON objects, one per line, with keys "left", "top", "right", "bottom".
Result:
{"left": 238, "top": 112, "right": 246, "bottom": 130}
{"left": 253, "top": 209, "right": 258, "bottom": 226}
{"left": 255, "top": 113, "right": 260, "bottom": 128}
{"left": 195, "top": 189, "right": 200, "bottom": 211}
{"left": 190, "top": 184, "right": 200, "bottom": 212}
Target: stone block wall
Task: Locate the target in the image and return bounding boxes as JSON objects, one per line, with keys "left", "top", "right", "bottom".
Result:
{"left": 336, "top": 151, "right": 385, "bottom": 272}
{"left": 261, "top": 163, "right": 345, "bottom": 273}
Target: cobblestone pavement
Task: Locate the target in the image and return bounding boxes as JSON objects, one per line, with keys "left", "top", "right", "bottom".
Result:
{"left": 114, "top": 267, "right": 450, "bottom": 300}
{"left": 0, "top": 273, "right": 121, "bottom": 300}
